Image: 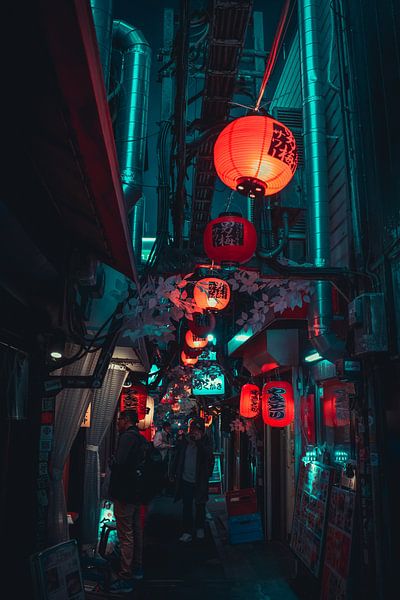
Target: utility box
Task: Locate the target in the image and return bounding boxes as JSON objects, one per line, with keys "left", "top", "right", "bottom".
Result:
{"left": 348, "top": 293, "right": 388, "bottom": 355}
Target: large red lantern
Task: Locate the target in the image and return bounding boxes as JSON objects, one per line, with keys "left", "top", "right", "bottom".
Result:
{"left": 240, "top": 383, "right": 260, "bottom": 419}
{"left": 203, "top": 212, "right": 257, "bottom": 265}
{"left": 193, "top": 277, "right": 230, "bottom": 311}
{"left": 185, "top": 330, "right": 208, "bottom": 349}
{"left": 187, "top": 312, "right": 216, "bottom": 337}
{"left": 181, "top": 351, "right": 199, "bottom": 366}
{"left": 262, "top": 381, "right": 294, "bottom": 427}
{"left": 120, "top": 383, "right": 147, "bottom": 420}
{"left": 213, "top": 115, "right": 298, "bottom": 198}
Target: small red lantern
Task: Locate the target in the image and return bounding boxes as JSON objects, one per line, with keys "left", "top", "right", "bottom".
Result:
{"left": 203, "top": 212, "right": 257, "bottom": 265}
{"left": 181, "top": 351, "right": 199, "bottom": 367}
{"left": 322, "top": 385, "right": 350, "bottom": 428}
{"left": 187, "top": 312, "right": 216, "bottom": 337}
{"left": 262, "top": 381, "right": 294, "bottom": 427}
{"left": 185, "top": 330, "right": 208, "bottom": 349}
{"left": 120, "top": 383, "right": 147, "bottom": 420}
{"left": 213, "top": 115, "right": 298, "bottom": 198}
{"left": 193, "top": 277, "right": 230, "bottom": 311}
{"left": 240, "top": 383, "right": 260, "bottom": 418}
{"left": 182, "top": 342, "right": 203, "bottom": 358}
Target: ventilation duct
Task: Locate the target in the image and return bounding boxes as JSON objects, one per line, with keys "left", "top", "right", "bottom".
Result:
{"left": 298, "top": 0, "right": 345, "bottom": 362}
{"left": 90, "top": 0, "right": 113, "bottom": 91}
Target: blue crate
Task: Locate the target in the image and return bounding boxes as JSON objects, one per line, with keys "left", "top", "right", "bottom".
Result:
{"left": 228, "top": 512, "right": 264, "bottom": 544}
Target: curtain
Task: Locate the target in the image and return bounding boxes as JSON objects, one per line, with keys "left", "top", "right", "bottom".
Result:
{"left": 47, "top": 345, "right": 101, "bottom": 545}
{"left": 80, "top": 363, "right": 127, "bottom": 546}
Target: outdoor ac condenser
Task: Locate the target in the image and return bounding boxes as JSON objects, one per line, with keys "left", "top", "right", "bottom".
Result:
{"left": 348, "top": 293, "right": 388, "bottom": 355}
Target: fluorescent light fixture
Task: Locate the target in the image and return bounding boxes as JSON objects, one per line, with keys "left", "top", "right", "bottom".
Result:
{"left": 50, "top": 351, "right": 63, "bottom": 359}
{"left": 304, "top": 351, "right": 322, "bottom": 363}
{"left": 235, "top": 333, "right": 251, "bottom": 341}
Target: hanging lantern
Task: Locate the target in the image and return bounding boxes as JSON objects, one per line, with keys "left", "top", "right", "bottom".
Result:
{"left": 187, "top": 311, "right": 216, "bottom": 337}
{"left": 120, "top": 383, "right": 147, "bottom": 420}
{"left": 138, "top": 395, "right": 154, "bottom": 430}
{"left": 322, "top": 386, "right": 350, "bottom": 428}
{"left": 185, "top": 330, "right": 208, "bottom": 349}
{"left": 193, "top": 277, "right": 230, "bottom": 311}
{"left": 262, "top": 381, "right": 294, "bottom": 427}
{"left": 182, "top": 342, "right": 203, "bottom": 358}
{"left": 240, "top": 383, "right": 261, "bottom": 419}
{"left": 213, "top": 115, "right": 298, "bottom": 198}
{"left": 203, "top": 212, "right": 257, "bottom": 265}
{"left": 181, "top": 351, "right": 199, "bottom": 367}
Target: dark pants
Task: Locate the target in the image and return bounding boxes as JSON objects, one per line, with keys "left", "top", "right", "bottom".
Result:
{"left": 182, "top": 480, "right": 206, "bottom": 533}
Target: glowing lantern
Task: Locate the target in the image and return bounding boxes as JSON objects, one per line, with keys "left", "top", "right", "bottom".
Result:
{"left": 203, "top": 212, "right": 257, "bottom": 264}
{"left": 138, "top": 395, "right": 154, "bottom": 430}
{"left": 240, "top": 383, "right": 260, "bottom": 419}
{"left": 182, "top": 342, "right": 203, "bottom": 358}
{"left": 187, "top": 311, "right": 216, "bottom": 337}
{"left": 213, "top": 115, "right": 298, "bottom": 198}
{"left": 171, "top": 402, "right": 181, "bottom": 412}
{"left": 193, "top": 277, "right": 230, "bottom": 311}
{"left": 181, "top": 351, "right": 198, "bottom": 367}
{"left": 120, "top": 384, "right": 147, "bottom": 420}
{"left": 185, "top": 330, "right": 208, "bottom": 349}
{"left": 262, "top": 381, "right": 294, "bottom": 427}
{"left": 322, "top": 386, "right": 350, "bottom": 428}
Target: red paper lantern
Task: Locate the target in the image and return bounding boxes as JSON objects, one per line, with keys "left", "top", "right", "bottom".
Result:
{"left": 181, "top": 351, "right": 199, "bottom": 366}
{"left": 182, "top": 342, "right": 203, "bottom": 358}
{"left": 185, "top": 330, "right": 208, "bottom": 349}
{"left": 203, "top": 212, "right": 257, "bottom": 265}
{"left": 193, "top": 277, "right": 230, "bottom": 311}
{"left": 213, "top": 115, "right": 298, "bottom": 198}
{"left": 120, "top": 384, "right": 147, "bottom": 420}
{"left": 262, "top": 381, "right": 294, "bottom": 427}
{"left": 240, "top": 383, "right": 260, "bottom": 419}
{"left": 322, "top": 386, "right": 350, "bottom": 428}
{"left": 187, "top": 312, "right": 216, "bottom": 337}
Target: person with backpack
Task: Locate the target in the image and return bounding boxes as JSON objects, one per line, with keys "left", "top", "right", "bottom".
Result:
{"left": 108, "top": 409, "right": 148, "bottom": 593}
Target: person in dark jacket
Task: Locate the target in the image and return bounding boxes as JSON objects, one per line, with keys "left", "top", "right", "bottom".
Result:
{"left": 170, "top": 417, "right": 215, "bottom": 543}
{"left": 108, "top": 409, "right": 147, "bottom": 593}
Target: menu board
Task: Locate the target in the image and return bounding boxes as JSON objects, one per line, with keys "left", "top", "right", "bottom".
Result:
{"left": 30, "top": 539, "right": 85, "bottom": 599}
{"left": 290, "top": 461, "right": 333, "bottom": 577}
{"left": 320, "top": 486, "right": 356, "bottom": 599}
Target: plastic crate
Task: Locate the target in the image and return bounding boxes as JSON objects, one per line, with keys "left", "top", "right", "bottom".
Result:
{"left": 228, "top": 512, "right": 264, "bottom": 544}
{"left": 225, "top": 487, "right": 257, "bottom": 516}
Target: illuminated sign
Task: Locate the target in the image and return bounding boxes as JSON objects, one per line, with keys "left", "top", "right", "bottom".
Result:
{"left": 192, "top": 368, "right": 225, "bottom": 395}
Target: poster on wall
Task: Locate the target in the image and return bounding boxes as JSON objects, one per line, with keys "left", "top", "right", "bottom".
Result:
{"left": 320, "top": 486, "right": 356, "bottom": 600}
{"left": 290, "top": 461, "right": 334, "bottom": 577}
{"left": 30, "top": 539, "right": 85, "bottom": 599}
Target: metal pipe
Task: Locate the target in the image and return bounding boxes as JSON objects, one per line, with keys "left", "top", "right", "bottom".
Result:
{"left": 90, "top": 0, "right": 113, "bottom": 91}
{"left": 298, "top": 0, "right": 345, "bottom": 362}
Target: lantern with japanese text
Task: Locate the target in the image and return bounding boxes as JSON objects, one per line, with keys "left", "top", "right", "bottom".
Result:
{"left": 181, "top": 351, "right": 199, "bottom": 367}
{"left": 203, "top": 212, "right": 257, "bottom": 265}
{"left": 262, "top": 381, "right": 294, "bottom": 427}
{"left": 185, "top": 330, "right": 208, "bottom": 349}
{"left": 213, "top": 115, "right": 298, "bottom": 199}
{"left": 322, "top": 385, "right": 350, "bottom": 428}
{"left": 138, "top": 395, "right": 154, "bottom": 430}
{"left": 240, "top": 383, "right": 261, "bottom": 419}
{"left": 120, "top": 383, "right": 147, "bottom": 420}
{"left": 193, "top": 277, "right": 230, "bottom": 311}
{"left": 187, "top": 311, "right": 216, "bottom": 337}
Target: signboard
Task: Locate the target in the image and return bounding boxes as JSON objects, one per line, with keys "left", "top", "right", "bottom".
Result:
{"left": 30, "top": 540, "right": 84, "bottom": 599}
{"left": 290, "top": 461, "right": 333, "bottom": 577}
{"left": 209, "top": 453, "right": 222, "bottom": 494}
{"left": 192, "top": 368, "right": 225, "bottom": 395}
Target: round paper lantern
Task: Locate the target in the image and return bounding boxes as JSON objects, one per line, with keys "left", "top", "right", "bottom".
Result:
{"left": 120, "top": 384, "right": 147, "bottom": 420}
{"left": 323, "top": 387, "right": 350, "bottom": 428}
{"left": 262, "top": 381, "right": 294, "bottom": 427}
{"left": 182, "top": 342, "right": 203, "bottom": 358}
{"left": 185, "top": 330, "right": 208, "bottom": 349}
{"left": 187, "top": 312, "right": 216, "bottom": 337}
{"left": 181, "top": 351, "right": 199, "bottom": 366}
{"left": 138, "top": 395, "right": 154, "bottom": 430}
{"left": 240, "top": 383, "right": 261, "bottom": 419}
{"left": 213, "top": 115, "right": 298, "bottom": 198}
{"left": 193, "top": 277, "right": 230, "bottom": 311}
{"left": 204, "top": 212, "right": 257, "bottom": 264}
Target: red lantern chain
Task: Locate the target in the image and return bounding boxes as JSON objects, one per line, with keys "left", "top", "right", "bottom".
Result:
{"left": 203, "top": 212, "right": 257, "bottom": 265}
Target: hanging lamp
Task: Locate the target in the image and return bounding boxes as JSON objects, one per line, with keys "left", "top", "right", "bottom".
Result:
{"left": 203, "top": 212, "right": 257, "bottom": 265}
{"left": 262, "top": 381, "right": 294, "bottom": 427}
{"left": 239, "top": 383, "right": 261, "bottom": 419}
{"left": 185, "top": 330, "right": 208, "bottom": 349}
{"left": 193, "top": 277, "right": 231, "bottom": 311}
{"left": 187, "top": 311, "right": 216, "bottom": 337}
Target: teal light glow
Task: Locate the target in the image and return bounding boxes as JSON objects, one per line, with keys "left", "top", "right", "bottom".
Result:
{"left": 147, "top": 363, "right": 160, "bottom": 385}
{"left": 207, "top": 333, "right": 215, "bottom": 342}
{"left": 141, "top": 237, "right": 156, "bottom": 262}
{"left": 304, "top": 350, "right": 322, "bottom": 363}
{"left": 302, "top": 447, "right": 317, "bottom": 464}
{"left": 227, "top": 327, "right": 254, "bottom": 355}
{"left": 334, "top": 449, "right": 349, "bottom": 464}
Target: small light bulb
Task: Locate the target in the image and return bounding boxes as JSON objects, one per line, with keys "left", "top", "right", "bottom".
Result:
{"left": 238, "top": 185, "right": 244, "bottom": 191}
{"left": 208, "top": 297, "right": 217, "bottom": 307}
{"left": 50, "top": 351, "right": 62, "bottom": 359}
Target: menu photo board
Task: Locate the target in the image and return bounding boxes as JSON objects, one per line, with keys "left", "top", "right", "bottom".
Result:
{"left": 290, "top": 461, "right": 334, "bottom": 577}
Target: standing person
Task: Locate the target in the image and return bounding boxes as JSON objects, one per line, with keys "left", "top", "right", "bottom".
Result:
{"left": 170, "top": 417, "right": 215, "bottom": 542}
{"left": 108, "top": 409, "right": 147, "bottom": 593}
{"left": 153, "top": 421, "right": 174, "bottom": 493}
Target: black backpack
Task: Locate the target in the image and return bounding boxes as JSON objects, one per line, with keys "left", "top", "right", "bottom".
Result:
{"left": 109, "top": 429, "right": 149, "bottom": 503}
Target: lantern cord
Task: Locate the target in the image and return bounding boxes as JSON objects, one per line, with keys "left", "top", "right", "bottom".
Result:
{"left": 254, "top": 0, "right": 292, "bottom": 112}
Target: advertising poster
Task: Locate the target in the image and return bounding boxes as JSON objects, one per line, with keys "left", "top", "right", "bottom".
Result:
{"left": 30, "top": 539, "right": 84, "bottom": 599}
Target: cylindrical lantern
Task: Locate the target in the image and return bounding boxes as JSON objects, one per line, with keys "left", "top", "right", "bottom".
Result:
{"left": 138, "top": 395, "right": 154, "bottom": 430}
{"left": 203, "top": 212, "right": 257, "bottom": 264}
{"left": 120, "top": 383, "right": 147, "bottom": 420}
{"left": 240, "top": 383, "right": 260, "bottom": 419}
{"left": 193, "top": 277, "right": 230, "bottom": 311}
{"left": 262, "top": 381, "right": 294, "bottom": 427}
{"left": 187, "top": 311, "right": 216, "bottom": 337}
{"left": 185, "top": 330, "right": 208, "bottom": 349}
{"left": 182, "top": 342, "right": 203, "bottom": 358}
{"left": 181, "top": 351, "right": 199, "bottom": 366}
{"left": 322, "top": 386, "right": 350, "bottom": 428}
{"left": 213, "top": 115, "right": 298, "bottom": 198}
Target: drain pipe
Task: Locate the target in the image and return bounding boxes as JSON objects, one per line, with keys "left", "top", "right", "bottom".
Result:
{"left": 90, "top": 0, "right": 113, "bottom": 92}
{"left": 298, "top": 0, "right": 345, "bottom": 362}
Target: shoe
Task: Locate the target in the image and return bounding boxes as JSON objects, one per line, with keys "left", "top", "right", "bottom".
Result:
{"left": 178, "top": 532, "right": 193, "bottom": 543}
{"left": 196, "top": 528, "right": 205, "bottom": 539}
{"left": 109, "top": 578, "right": 134, "bottom": 593}
{"left": 132, "top": 567, "right": 144, "bottom": 580}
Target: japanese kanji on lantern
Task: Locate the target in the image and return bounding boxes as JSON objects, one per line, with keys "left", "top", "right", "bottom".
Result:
{"left": 193, "top": 277, "right": 231, "bottom": 311}
{"left": 120, "top": 383, "right": 147, "bottom": 420}
{"left": 185, "top": 329, "right": 208, "bottom": 349}
{"left": 181, "top": 351, "right": 199, "bottom": 366}
{"left": 262, "top": 381, "right": 294, "bottom": 427}
{"left": 240, "top": 383, "right": 261, "bottom": 418}
{"left": 203, "top": 212, "right": 257, "bottom": 265}
{"left": 213, "top": 115, "right": 298, "bottom": 199}
{"left": 187, "top": 311, "right": 216, "bottom": 337}
{"left": 322, "top": 385, "right": 350, "bottom": 428}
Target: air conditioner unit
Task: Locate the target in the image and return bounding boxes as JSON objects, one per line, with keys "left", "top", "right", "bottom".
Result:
{"left": 348, "top": 293, "right": 388, "bottom": 355}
